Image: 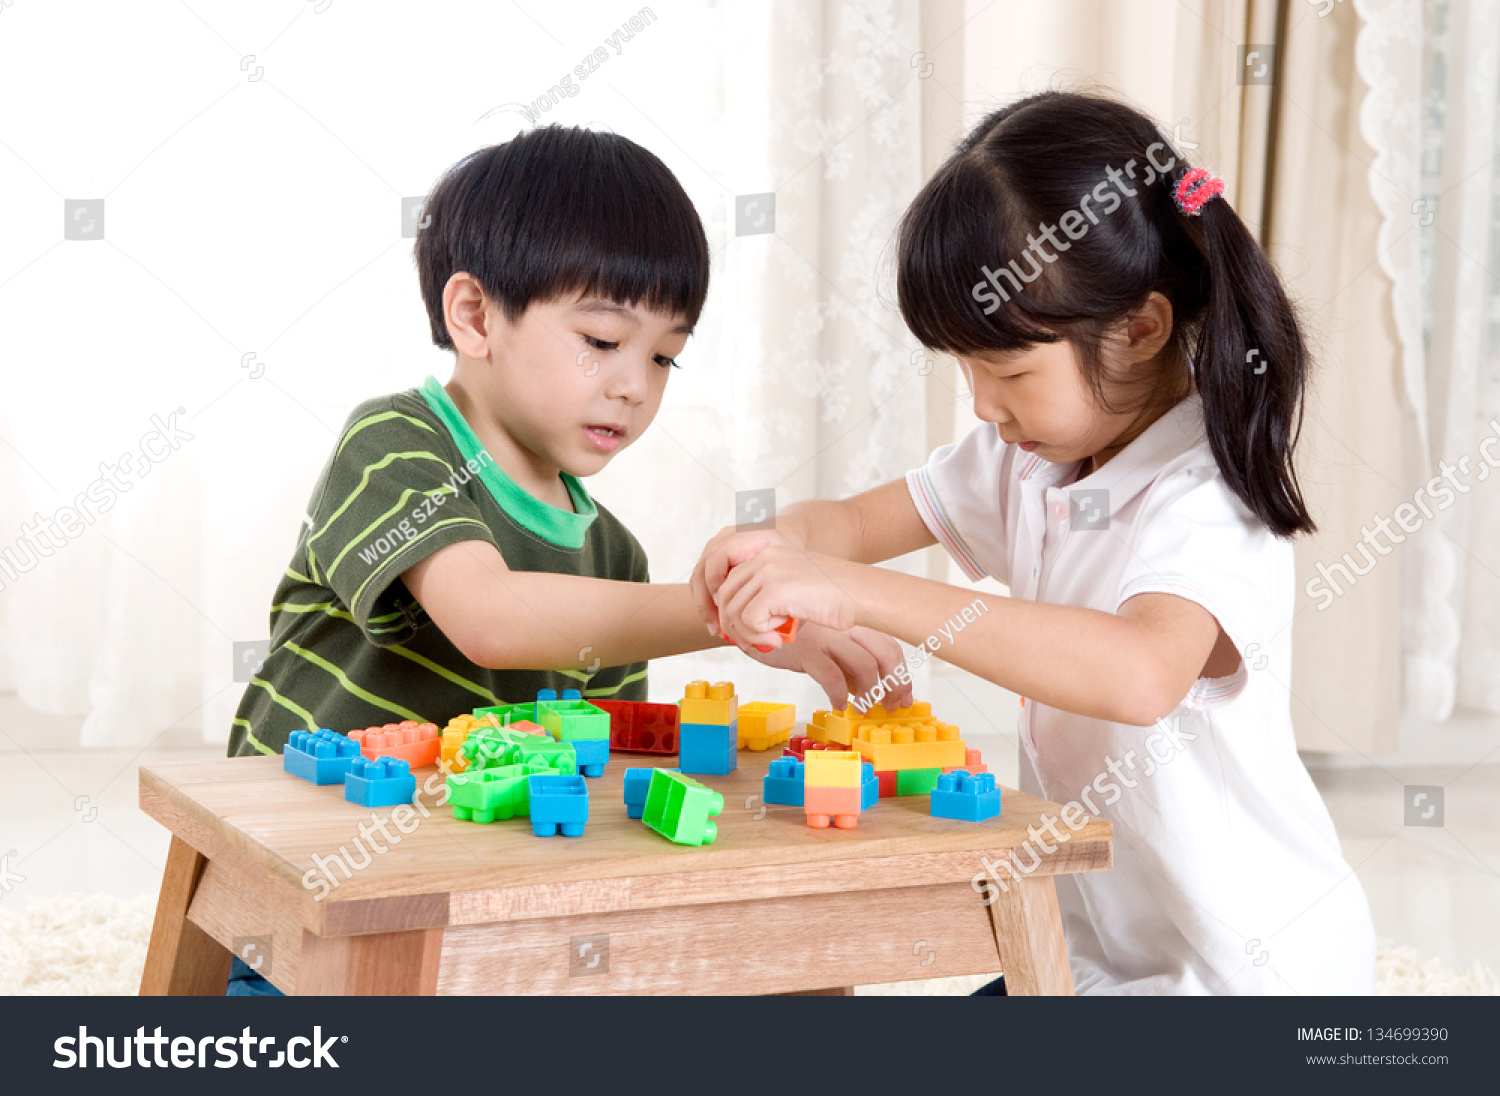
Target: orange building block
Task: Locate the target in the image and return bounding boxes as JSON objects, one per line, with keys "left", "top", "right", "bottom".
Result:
{"left": 802, "top": 749, "right": 864, "bottom": 788}
{"left": 808, "top": 701, "right": 935, "bottom": 745}
{"left": 680, "top": 679, "right": 738, "bottom": 726}
{"left": 439, "top": 713, "right": 504, "bottom": 772}
{"left": 850, "top": 719, "right": 966, "bottom": 771}
{"left": 737, "top": 701, "right": 795, "bottom": 751}
{"left": 804, "top": 784, "right": 863, "bottom": 829}
{"left": 348, "top": 721, "right": 440, "bottom": 768}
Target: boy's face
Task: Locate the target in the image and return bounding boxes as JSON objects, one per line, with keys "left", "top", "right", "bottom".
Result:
{"left": 483, "top": 293, "right": 692, "bottom": 477}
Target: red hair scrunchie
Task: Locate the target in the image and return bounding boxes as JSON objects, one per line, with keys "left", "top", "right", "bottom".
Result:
{"left": 1173, "top": 167, "right": 1225, "bottom": 216}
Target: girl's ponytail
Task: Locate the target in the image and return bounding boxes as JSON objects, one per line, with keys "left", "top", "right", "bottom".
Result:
{"left": 1189, "top": 198, "right": 1316, "bottom": 537}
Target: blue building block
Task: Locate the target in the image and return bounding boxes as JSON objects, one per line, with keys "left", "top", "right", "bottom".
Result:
{"left": 344, "top": 756, "right": 416, "bottom": 807}
{"left": 623, "top": 766, "right": 677, "bottom": 819}
{"left": 529, "top": 774, "right": 589, "bottom": 836}
{"left": 284, "top": 729, "right": 361, "bottom": 786}
{"left": 860, "top": 761, "right": 878, "bottom": 811}
{"left": 570, "top": 735, "right": 610, "bottom": 778}
{"left": 762, "top": 756, "right": 805, "bottom": 807}
{"left": 929, "top": 769, "right": 1000, "bottom": 822}
{"left": 677, "top": 721, "right": 737, "bottom": 776}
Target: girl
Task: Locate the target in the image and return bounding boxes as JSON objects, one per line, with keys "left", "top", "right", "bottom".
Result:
{"left": 691, "top": 91, "right": 1376, "bottom": 995}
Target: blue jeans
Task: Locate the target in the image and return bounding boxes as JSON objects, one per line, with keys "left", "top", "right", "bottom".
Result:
{"left": 226, "top": 955, "right": 285, "bottom": 996}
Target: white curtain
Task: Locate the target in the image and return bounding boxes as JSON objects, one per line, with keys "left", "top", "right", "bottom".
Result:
{"left": 0, "top": 0, "right": 927, "bottom": 747}
{"left": 1359, "top": 0, "right": 1500, "bottom": 721}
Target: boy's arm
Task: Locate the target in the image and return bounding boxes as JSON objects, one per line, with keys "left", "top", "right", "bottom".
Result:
{"left": 402, "top": 539, "right": 716, "bottom": 671}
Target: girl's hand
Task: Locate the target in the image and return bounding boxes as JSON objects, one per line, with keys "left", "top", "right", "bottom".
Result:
{"left": 744, "top": 622, "right": 914, "bottom": 711}
{"left": 714, "top": 545, "right": 858, "bottom": 650}
{"left": 690, "top": 525, "right": 801, "bottom": 637}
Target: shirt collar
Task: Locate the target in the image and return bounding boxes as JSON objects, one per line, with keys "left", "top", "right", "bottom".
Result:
{"left": 418, "top": 375, "right": 598, "bottom": 549}
{"left": 1024, "top": 389, "right": 1208, "bottom": 515}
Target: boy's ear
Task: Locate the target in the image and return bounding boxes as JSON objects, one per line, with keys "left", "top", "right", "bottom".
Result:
{"left": 443, "top": 272, "right": 496, "bottom": 358}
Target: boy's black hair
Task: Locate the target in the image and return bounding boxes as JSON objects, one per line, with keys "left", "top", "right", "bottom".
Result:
{"left": 415, "top": 125, "right": 710, "bottom": 347}
{"left": 897, "top": 90, "right": 1316, "bottom": 538}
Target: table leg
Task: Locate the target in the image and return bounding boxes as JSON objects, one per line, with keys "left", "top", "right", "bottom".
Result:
{"left": 296, "top": 927, "right": 444, "bottom": 995}
{"left": 985, "top": 874, "right": 1075, "bottom": 996}
{"left": 140, "top": 835, "right": 232, "bottom": 996}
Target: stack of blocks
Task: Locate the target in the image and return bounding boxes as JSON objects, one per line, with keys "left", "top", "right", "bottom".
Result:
{"left": 802, "top": 750, "right": 867, "bottom": 830}
{"left": 807, "top": 702, "right": 976, "bottom": 798}
{"left": 763, "top": 756, "right": 877, "bottom": 812}
{"left": 677, "top": 680, "right": 738, "bottom": 776}
{"left": 473, "top": 689, "right": 610, "bottom": 777}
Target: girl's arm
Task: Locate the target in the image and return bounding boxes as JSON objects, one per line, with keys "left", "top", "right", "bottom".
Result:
{"left": 709, "top": 490, "right": 1224, "bottom": 727}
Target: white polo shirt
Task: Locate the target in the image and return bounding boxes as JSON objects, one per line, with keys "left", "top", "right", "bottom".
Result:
{"left": 907, "top": 390, "right": 1375, "bottom": 995}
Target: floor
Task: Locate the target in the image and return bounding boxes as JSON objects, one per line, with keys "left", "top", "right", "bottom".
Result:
{"left": 2, "top": 675, "right": 1497, "bottom": 989}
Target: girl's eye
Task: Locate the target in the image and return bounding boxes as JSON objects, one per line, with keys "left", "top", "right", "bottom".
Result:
{"left": 653, "top": 355, "right": 681, "bottom": 370}
{"left": 583, "top": 335, "right": 617, "bottom": 351}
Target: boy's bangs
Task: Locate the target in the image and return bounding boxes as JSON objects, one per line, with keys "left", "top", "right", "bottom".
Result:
{"left": 896, "top": 155, "right": 1063, "bottom": 357}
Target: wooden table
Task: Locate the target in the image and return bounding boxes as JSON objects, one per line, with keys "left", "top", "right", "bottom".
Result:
{"left": 138, "top": 752, "right": 1111, "bottom": 995}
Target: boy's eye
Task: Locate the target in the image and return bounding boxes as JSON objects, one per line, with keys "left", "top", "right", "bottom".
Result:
{"left": 582, "top": 335, "right": 618, "bottom": 352}
{"left": 653, "top": 355, "right": 681, "bottom": 370}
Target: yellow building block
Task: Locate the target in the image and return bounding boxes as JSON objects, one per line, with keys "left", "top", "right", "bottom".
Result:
{"left": 850, "top": 719, "right": 966, "bottom": 771}
{"left": 803, "top": 749, "right": 864, "bottom": 788}
{"left": 808, "top": 701, "right": 934, "bottom": 745}
{"left": 737, "top": 701, "right": 795, "bottom": 751}
{"left": 438, "top": 713, "right": 500, "bottom": 773}
{"left": 680, "top": 679, "right": 738, "bottom": 726}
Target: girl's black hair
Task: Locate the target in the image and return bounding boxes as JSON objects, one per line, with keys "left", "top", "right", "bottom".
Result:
{"left": 415, "top": 125, "right": 710, "bottom": 348}
{"left": 897, "top": 90, "right": 1316, "bottom": 537}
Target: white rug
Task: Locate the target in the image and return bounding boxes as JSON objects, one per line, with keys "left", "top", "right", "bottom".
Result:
{"left": 2, "top": 894, "right": 1495, "bottom": 995}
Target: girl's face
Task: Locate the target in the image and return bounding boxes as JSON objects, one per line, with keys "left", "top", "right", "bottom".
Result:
{"left": 956, "top": 297, "right": 1179, "bottom": 473}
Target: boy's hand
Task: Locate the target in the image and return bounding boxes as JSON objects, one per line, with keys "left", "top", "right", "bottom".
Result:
{"left": 713, "top": 545, "right": 858, "bottom": 650}
{"left": 746, "top": 622, "right": 914, "bottom": 711}
{"left": 690, "top": 525, "right": 802, "bottom": 637}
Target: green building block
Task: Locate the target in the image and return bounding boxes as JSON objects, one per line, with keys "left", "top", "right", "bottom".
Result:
{"left": 447, "top": 764, "right": 532, "bottom": 822}
{"left": 538, "top": 698, "right": 611, "bottom": 742}
{"left": 642, "top": 770, "right": 724, "bottom": 846}
{"left": 896, "top": 767, "right": 942, "bottom": 796}
{"left": 515, "top": 735, "right": 578, "bottom": 776}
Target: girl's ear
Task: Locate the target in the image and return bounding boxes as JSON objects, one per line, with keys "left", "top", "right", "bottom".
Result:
{"left": 1123, "top": 292, "right": 1174, "bottom": 363}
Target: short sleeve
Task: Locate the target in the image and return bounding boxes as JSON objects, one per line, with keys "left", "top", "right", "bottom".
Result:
{"left": 304, "top": 404, "right": 498, "bottom": 644}
{"left": 906, "top": 422, "right": 1010, "bottom": 585}
{"left": 1114, "top": 466, "right": 1279, "bottom": 707}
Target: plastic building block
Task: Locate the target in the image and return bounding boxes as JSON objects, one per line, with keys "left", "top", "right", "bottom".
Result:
{"left": 895, "top": 766, "right": 943, "bottom": 796}
{"left": 804, "top": 784, "right": 863, "bottom": 829}
{"left": 538, "top": 698, "right": 611, "bottom": 742}
{"left": 440, "top": 713, "right": 492, "bottom": 772}
{"left": 569, "top": 736, "right": 609, "bottom": 778}
{"left": 808, "top": 701, "right": 934, "bottom": 746}
{"left": 594, "top": 700, "right": 679, "bottom": 755}
{"left": 284, "top": 729, "right": 361, "bottom": 785}
{"left": 680, "top": 680, "right": 738, "bottom": 726}
{"left": 850, "top": 719, "right": 966, "bottom": 772}
{"left": 737, "top": 701, "right": 795, "bottom": 751}
{"left": 514, "top": 734, "right": 578, "bottom": 776}
{"left": 623, "top": 766, "right": 678, "bottom": 818}
{"left": 802, "top": 750, "right": 864, "bottom": 789}
{"left": 348, "top": 721, "right": 441, "bottom": 768}
{"left": 642, "top": 770, "right": 723, "bottom": 846}
{"left": 873, "top": 769, "right": 897, "bottom": 798}
{"left": 930, "top": 769, "right": 1000, "bottom": 821}
{"left": 528, "top": 773, "right": 589, "bottom": 836}
{"left": 677, "top": 721, "right": 737, "bottom": 776}
{"left": 784, "top": 734, "right": 853, "bottom": 760}
{"left": 860, "top": 761, "right": 878, "bottom": 810}
{"left": 343, "top": 756, "right": 417, "bottom": 807}
{"left": 762, "top": 756, "right": 805, "bottom": 807}
{"left": 447, "top": 763, "right": 534, "bottom": 822}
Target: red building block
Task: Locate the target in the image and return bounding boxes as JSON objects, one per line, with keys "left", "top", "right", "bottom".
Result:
{"left": 593, "top": 700, "right": 679, "bottom": 755}
{"left": 804, "top": 784, "right": 863, "bottom": 830}
{"left": 873, "top": 769, "right": 897, "bottom": 798}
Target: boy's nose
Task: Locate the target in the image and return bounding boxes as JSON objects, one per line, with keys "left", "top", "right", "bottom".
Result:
{"left": 602, "top": 355, "right": 648, "bottom": 403}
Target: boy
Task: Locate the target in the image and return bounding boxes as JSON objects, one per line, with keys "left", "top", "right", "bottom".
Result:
{"left": 228, "top": 124, "right": 908, "bottom": 759}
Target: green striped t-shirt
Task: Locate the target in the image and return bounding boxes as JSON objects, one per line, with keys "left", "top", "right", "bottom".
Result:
{"left": 227, "top": 376, "right": 649, "bottom": 757}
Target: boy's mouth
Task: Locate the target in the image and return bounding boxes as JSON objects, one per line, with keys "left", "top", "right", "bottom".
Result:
{"left": 583, "top": 423, "right": 626, "bottom": 453}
